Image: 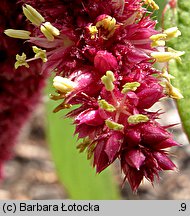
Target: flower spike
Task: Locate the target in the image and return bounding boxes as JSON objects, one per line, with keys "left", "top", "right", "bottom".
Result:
{"left": 4, "top": 0, "right": 185, "bottom": 192}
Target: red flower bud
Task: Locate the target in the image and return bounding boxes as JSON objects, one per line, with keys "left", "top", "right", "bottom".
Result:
{"left": 94, "top": 51, "right": 118, "bottom": 73}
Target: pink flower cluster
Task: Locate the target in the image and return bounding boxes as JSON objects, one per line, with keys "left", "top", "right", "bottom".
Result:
{"left": 7, "top": 0, "right": 183, "bottom": 191}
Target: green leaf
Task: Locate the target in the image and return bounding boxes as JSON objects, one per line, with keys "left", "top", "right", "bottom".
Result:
{"left": 45, "top": 80, "right": 121, "bottom": 199}
{"left": 164, "top": 0, "right": 190, "bottom": 140}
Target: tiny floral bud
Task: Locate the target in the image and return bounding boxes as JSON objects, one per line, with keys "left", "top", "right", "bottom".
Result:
{"left": 128, "top": 114, "right": 149, "bottom": 124}
{"left": 98, "top": 99, "right": 116, "bottom": 112}
{"left": 105, "top": 119, "right": 124, "bottom": 131}
{"left": 32, "top": 46, "right": 47, "bottom": 62}
{"left": 94, "top": 50, "right": 118, "bottom": 73}
{"left": 122, "top": 82, "right": 140, "bottom": 94}
{"left": 101, "top": 70, "right": 115, "bottom": 91}
{"left": 163, "top": 27, "right": 181, "bottom": 40}
{"left": 143, "top": 0, "right": 159, "bottom": 10}
{"left": 23, "top": 4, "right": 45, "bottom": 26}
{"left": 15, "top": 53, "right": 29, "bottom": 69}
{"left": 53, "top": 76, "right": 76, "bottom": 93}
{"left": 4, "top": 29, "right": 31, "bottom": 39}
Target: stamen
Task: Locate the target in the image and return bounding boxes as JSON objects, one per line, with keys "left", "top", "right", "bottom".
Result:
{"left": 96, "top": 15, "right": 116, "bottom": 32}
{"left": 163, "top": 27, "right": 181, "bottom": 40}
{"left": 15, "top": 53, "right": 29, "bottom": 69}
{"left": 89, "top": 25, "right": 98, "bottom": 39}
{"left": 23, "top": 4, "right": 45, "bottom": 26}
{"left": 32, "top": 46, "right": 47, "bottom": 62}
{"left": 161, "top": 67, "right": 175, "bottom": 81}
{"left": 122, "top": 82, "right": 140, "bottom": 94}
{"left": 53, "top": 76, "right": 76, "bottom": 93}
{"left": 151, "top": 49, "right": 185, "bottom": 62}
{"left": 98, "top": 99, "right": 116, "bottom": 112}
{"left": 95, "top": 15, "right": 118, "bottom": 38}
{"left": 105, "top": 119, "right": 124, "bottom": 131}
{"left": 128, "top": 114, "right": 149, "bottom": 124}
{"left": 150, "top": 33, "right": 167, "bottom": 47}
{"left": 4, "top": 29, "right": 31, "bottom": 39}
{"left": 165, "top": 82, "right": 183, "bottom": 99}
{"left": 101, "top": 70, "right": 115, "bottom": 91}
{"left": 40, "top": 22, "right": 60, "bottom": 41}
{"left": 143, "top": 0, "right": 159, "bottom": 10}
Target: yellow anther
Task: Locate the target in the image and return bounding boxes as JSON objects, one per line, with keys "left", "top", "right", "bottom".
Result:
{"left": 40, "top": 25, "right": 54, "bottom": 41}
{"left": 98, "top": 99, "right": 116, "bottom": 112}
{"left": 128, "top": 114, "right": 149, "bottom": 124}
{"left": 4, "top": 29, "right": 31, "bottom": 39}
{"left": 150, "top": 27, "right": 181, "bottom": 47}
{"left": 101, "top": 71, "right": 115, "bottom": 91}
{"left": 40, "top": 22, "right": 60, "bottom": 41}
{"left": 122, "top": 82, "right": 140, "bottom": 94}
{"left": 165, "top": 82, "right": 183, "bottom": 99}
{"left": 151, "top": 49, "right": 185, "bottom": 63}
{"left": 32, "top": 46, "right": 47, "bottom": 62}
{"left": 89, "top": 25, "right": 98, "bottom": 39}
{"left": 143, "top": 0, "right": 159, "bottom": 10}
{"left": 96, "top": 15, "right": 116, "bottom": 32}
{"left": 150, "top": 33, "right": 167, "bottom": 47}
{"left": 43, "top": 22, "right": 60, "bottom": 36}
{"left": 161, "top": 68, "right": 175, "bottom": 82}
{"left": 15, "top": 53, "right": 29, "bottom": 69}
{"left": 163, "top": 27, "right": 181, "bottom": 40}
{"left": 106, "top": 70, "right": 115, "bottom": 81}
{"left": 105, "top": 119, "right": 124, "bottom": 131}
{"left": 53, "top": 76, "right": 76, "bottom": 93}
{"left": 23, "top": 4, "right": 45, "bottom": 26}
{"left": 150, "top": 34, "right": 167, "bottom": 41}
{"left": 151, "top": 40, "right": 165, "bottom": 47}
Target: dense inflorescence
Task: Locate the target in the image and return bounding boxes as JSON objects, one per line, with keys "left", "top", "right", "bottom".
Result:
{"left": 0, "top": 0, "right": 47, "bottom": 177}
{"left": 5, "top": 0, "right": 184, "bottom": 191}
